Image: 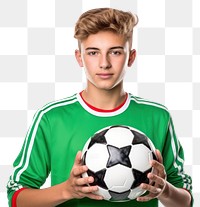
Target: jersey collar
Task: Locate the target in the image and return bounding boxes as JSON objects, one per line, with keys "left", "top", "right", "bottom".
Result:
{"left": 77, "top": 92, "right": 130, "bottom": 117}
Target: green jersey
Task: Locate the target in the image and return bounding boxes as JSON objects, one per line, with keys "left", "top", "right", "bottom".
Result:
{"left": 7, "top": 93, "right": 192, "bottom": 207}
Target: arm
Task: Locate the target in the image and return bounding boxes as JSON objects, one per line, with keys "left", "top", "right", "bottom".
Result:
{"left": 7, "top": 110, "right": 102, "bottom": 207}
{"left": 16, "top": 151, "right": 102, "bottom": 207}
{"left": 137, "top": 150, "right": 192, "bottom": 207}
{"left": 158, "top": 181, "right": 191, "bottom": 207}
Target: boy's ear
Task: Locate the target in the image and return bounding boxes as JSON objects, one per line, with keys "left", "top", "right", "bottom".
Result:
{"left": 128, "top": 49, "right": 136, "bottom": 67}
{"left": 75, "top": 49, "right": 83, "bottom": 67}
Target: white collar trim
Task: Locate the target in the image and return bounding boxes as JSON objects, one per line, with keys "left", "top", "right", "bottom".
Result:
{"left": 77, "top": 93, "right": 130, "bottom": 117}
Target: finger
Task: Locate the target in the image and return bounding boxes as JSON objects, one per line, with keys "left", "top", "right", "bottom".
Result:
{"left": 86, "top": 193, "right": 104, "bottom": 200}
{"left": 75, "top": 176, "right": 94, "bottom": 186}
{"left": 155, "top": 149, "right": 163, "bottom": 164}
{"left": 151, "top": 160, "right": 166, "bottom": 178}
{"left": 74, "top": 191, "right": 97, "bottom": 200}
{"left": 137, "top": 195, "right": 152, "bottom": 202}
{"left": 72, "top": 165, "right": 88, "bottom": 177}
{"left": 74, "top": 151, "right": 82, "bottom": 166}
{"left": 75, "top": 184, "right": 98, "bottom": 193}
{"left": 140, "top": 183, "right": 161, "bottom": 194}
{"left": 148, "top": 173, "right": 166, "bottom": 187}
{"left": 85, "top": 192, "right": 104, "bottom": 200}
{"left": 76, "top": 186, "right": 104, "bottom": 200}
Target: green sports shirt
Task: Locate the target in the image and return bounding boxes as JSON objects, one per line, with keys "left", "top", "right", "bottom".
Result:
{"left": 7, "top": 93, "right": 192, "bottom": 207}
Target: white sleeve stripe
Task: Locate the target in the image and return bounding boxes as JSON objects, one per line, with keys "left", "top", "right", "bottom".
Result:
{"left": 169, "top": 123, "right": 192, "bottom": 190}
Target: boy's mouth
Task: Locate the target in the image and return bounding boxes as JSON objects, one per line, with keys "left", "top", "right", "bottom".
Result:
{"left": 96, "top": 73, "right": 114, "bottom": 79}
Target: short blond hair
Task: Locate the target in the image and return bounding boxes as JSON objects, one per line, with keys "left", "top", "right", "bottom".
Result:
{"left": 74, "top": 8, "right": 138, "bottom": 45}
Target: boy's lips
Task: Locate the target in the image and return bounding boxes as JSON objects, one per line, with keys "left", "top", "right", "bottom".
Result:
{"left": 96, "top": 73, "right": 114, "bottom": 79}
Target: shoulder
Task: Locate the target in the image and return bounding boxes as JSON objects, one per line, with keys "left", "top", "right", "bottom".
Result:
{"left": 43, "top": 93, "right": 78, "bottom": 111}
{"left": 34, "top": 94, "right": 79, "bottom": 120}
{"left": 129, "top": 93, "right": 170, "bottom": 120}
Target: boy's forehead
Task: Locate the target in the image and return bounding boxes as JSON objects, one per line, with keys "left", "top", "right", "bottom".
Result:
{"left": 80, "top": 31, "right": 128, "bottom": 49}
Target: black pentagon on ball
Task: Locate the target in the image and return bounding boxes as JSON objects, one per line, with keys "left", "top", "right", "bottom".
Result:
{"left": 109, "top": 189, "right": 130, "bottom": 201}
{"left": 106, "top": 145, "right": 132, "bottom": 168}
{"left": 131, "top": 130, "right": 151, "bottom": 150}
{"left": 87, "top": 168, "right": 108, "bottom": 190}
{"left": 131, "top": 168, "right": 152, "bottom": 188}
{"left": 88, "top": 128, "right": 108, "bottom": 149}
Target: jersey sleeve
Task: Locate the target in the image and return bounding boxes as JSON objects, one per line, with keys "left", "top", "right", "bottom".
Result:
{"left": 7, "top": 109, "right": 51, "bottom": 207}
{"left": 162, "top": 115, "right": 193, "bottom": 206}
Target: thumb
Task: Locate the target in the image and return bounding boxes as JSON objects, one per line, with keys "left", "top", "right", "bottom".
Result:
{"left": 74, "top": 151, "right": 82, "bottom": 166}
{"left": 155, "top": 149, "right": 163, "bottom": 164}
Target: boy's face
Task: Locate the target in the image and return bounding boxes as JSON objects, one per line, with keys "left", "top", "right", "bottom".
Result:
{"left": 75, "top": 31, "right": 136, "bottom": 91}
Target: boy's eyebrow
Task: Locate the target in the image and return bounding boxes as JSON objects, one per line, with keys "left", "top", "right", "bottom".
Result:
{"left": 85, "top": 47, "right": 99, "bottom": 50}
{"left": 85, "top": 46, "right": 124, "bottom": 50}
{"left": 110, "top": 46, "right": 124, "bottom": 50}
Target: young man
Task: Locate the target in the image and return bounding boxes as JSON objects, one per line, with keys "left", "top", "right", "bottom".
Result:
{"left": 7, "top": 8, "right": 192, "bottom": 207}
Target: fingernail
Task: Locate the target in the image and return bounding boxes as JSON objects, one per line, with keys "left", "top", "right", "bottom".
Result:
{"left": 83, "top": 166, "right": 88, "bottom": 171}
{"left": 88, "top": 176, "right": 94, "bottom": 183}
{"left": 156, "top": 188, "right": 162, "bottom": 193}
{"left": 147, "top": 173, "right": 153, "bottom": 179}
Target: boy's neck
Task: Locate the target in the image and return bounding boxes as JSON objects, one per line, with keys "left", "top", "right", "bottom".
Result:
{"left": 82, "top": 84, "right": 126, "bottom": 111}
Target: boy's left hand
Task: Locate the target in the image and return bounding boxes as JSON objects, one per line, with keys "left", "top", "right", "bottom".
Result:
{"left": 137, "top": 149, "right": 167, "bottom": 202}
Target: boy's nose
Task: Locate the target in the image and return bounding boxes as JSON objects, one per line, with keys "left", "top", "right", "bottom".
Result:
{"left": 99, "top": 55, "right": 111, "bottom": 69}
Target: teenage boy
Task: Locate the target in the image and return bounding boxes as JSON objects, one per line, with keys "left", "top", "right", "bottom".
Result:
{"left": 7, "top": 8, "right": 192, "bottom": 207}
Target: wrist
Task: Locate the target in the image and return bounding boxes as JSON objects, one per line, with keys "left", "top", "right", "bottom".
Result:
{"left": 157, "top": 180, "right": 170, "bottom": 199}
{"left": 60, "top": 180, "right": 74, "bottom": 201}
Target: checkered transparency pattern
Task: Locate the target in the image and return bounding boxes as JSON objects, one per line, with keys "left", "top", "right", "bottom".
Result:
{"left": 0, "top": 0, "right": 199, "bottom": 206}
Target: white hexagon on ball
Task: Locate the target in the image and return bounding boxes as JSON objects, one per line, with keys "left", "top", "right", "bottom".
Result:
{"left": 95, "top": 187, "right": 112, "bottom": 200}
{"left": 85, "top": 143, "right": 109, "bottom": 172}
{"left": 105, "top": 127, "right": 134, "bottom": 148}
{"left": 129, "top": 144, "right": 153, "bottom": 172}
{"left": 128, "top": 186, "right": 146, "bottom": 200}
{"left": 104, "top": 165, "right": 134, "bottom": 193}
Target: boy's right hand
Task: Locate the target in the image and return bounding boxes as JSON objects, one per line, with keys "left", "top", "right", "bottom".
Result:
{"left": 65, "top": 151, "right": 103, "bottom": 201}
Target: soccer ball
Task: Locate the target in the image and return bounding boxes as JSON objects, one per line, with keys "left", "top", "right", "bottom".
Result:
{"left": 81, "top": 125, "right": 157, "bottom": 202}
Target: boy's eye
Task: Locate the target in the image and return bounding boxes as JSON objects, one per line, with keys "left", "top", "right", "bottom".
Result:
{"left": 110, "top": 50, "right": 122, "bottom": 55}
{"left": 87, "top": 51, "right": 98, "bottom": 56}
